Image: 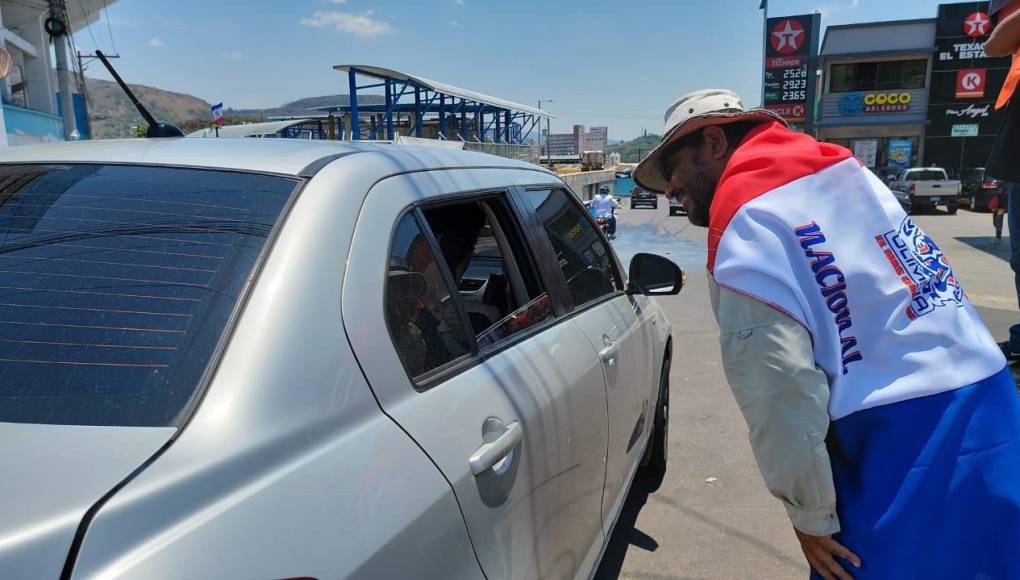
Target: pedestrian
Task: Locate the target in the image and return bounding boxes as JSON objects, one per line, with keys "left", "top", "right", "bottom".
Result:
{"left": 984, "top": 0, "right": 1020, "bottom": 360}
{"left": 634, "top": 89, "right": 1020, "bottom": 579}
{"left": 990, "top": 183, "right": 1007, "bottom": 241}
{"left": 591, "top": 185, "right": 620, "bottom": 238}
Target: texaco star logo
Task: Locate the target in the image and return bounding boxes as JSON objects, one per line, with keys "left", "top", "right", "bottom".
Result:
{"left": 964, "top": 12, "right": 990, "bottom": 38}
{"left": 771, "top": 19, "right": 805, "bottom": 54}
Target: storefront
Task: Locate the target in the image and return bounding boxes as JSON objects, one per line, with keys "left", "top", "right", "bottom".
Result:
{"left": 924, "top": 1, "right": 1011, "bottom": 177}
{"left": 815, "top": 19, "right": 936, "bottom": 173}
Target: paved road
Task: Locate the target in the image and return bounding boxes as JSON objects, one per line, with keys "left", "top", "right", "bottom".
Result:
{"left": 595, "top": 203, "right": 1018, "bottom": 580}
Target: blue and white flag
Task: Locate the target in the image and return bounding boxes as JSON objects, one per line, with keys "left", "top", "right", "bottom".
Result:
{"left": 211, "top": 102, "right": 224, "bottom": 125}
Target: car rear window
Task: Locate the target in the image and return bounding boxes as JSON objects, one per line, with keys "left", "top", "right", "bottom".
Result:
{"left": 905, "top": 170, "right": 947, "bottom": 181}
{"left": 0, "top": 164, "right": 297, "bottom": 427}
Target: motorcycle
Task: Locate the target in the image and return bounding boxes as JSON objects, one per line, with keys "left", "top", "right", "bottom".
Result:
{"left": 594, "top": 214, "right": 615, "bottom": 239}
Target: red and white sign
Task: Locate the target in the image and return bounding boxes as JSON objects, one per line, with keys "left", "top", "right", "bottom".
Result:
{"left": 770, "top": 19, "right": 805, "bottom": 54}
{"left": 765, "top": 55, "right": 802, "bottom": 69}
{"left": 764, "top": 103, "right": 806, "bottom": 122}
{"left": 955, "top": 68, "right": 986, "bottom": 99}
{"left": 963, "top": 12, "right": 991, "bottom": 38}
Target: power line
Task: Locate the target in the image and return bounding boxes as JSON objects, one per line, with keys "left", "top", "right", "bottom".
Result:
{"left": 101, "top": 0, "right": 117, "bottom": 54}
{"left": 76, "top": 0, "right": 101, "bottom": 51}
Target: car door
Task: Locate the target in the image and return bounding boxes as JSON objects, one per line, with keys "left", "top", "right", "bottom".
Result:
{"left": 342, "top": 169, "right": 610, "bottom": 580}
{"left": 517, "top": 188, "right": 657, "bottom": 533}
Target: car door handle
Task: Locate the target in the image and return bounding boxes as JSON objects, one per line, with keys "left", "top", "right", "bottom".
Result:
{"left": 469, "top": 421, "right": 522, "bottom": 476}
{"left": 599, "top": 343, "right": 618, "bottom": 364}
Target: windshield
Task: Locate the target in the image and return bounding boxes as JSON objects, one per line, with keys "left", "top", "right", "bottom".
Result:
{"left": 0, "top": 164, "right": 297, "bottom": 427}
{"left": 905, "top": 170, "right": 947, "bottom": 181}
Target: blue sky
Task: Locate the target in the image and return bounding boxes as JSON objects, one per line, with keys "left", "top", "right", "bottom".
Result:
{"left": 76, "top": 0, "right": 946, "bottom": 140}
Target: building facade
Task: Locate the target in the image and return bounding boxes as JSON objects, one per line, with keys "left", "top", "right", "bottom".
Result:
{"left": 924, "top": 2, "right": 1010, "bottom": 174}
{"left": 814, "top": 1, "right": 1007, "bottom": 176}
{"left": 816, "top": 19, "right": 935, "bottom": 171}
{"left": 546, "top": 131, "right": 576, "bottom": 155}
{"left": 0, "top": 0, "right": 106, "bottom": 146}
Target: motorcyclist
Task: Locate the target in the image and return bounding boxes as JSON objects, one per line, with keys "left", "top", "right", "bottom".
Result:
{"left": 591, "top": 185, "right": 620, "bottom": 239}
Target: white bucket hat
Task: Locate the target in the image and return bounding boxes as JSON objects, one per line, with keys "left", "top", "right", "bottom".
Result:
{"left": 633, "top": 89, "right": 787, "bottom": 193}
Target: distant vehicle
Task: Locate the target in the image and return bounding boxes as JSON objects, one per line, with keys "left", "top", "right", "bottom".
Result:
{"left": 615, "top": 169, "right": 632, "bottom": 179}
{"left": 0, "top": 138, "right": 681, "bottom": 580}
{"left": 581, "top": 150, "right": 605, "bottom": 171}
{"left": 961, "top": 167, "right": 1005, "bottom": 212}
{"left": 873, "top": 166, "right": 900, "bottom": 185}
{"left": 889, "top": 167, "right": 962, "bottom": 215}
{"left": 630, "top": 188, "right": 658, "bottom": 209}
{"left": 669, "top": 198, "right": 686, "bottom": 217}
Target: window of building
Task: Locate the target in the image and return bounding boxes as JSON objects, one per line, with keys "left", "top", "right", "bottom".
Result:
{"left": 522, "top": 189, "right": 620, "bottom": 308}
{"left": 830, "top": 59, "right": 927, "bottom": 93}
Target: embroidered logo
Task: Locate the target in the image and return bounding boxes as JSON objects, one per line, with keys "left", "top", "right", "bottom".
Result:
{"left": 875, "top": 217, "right": 963, "bottom": 320}
{"left": 794, "top": 221, "right": 863, "bottom": 375}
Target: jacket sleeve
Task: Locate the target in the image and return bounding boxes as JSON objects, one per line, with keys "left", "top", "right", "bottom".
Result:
{"left": 710, "top": 278, "right": 840, "bottom": 536}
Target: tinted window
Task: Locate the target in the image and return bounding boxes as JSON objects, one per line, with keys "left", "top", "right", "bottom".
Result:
{"left": 0, "top": 164, "right": 296, "bottom": 426}
{"left": 386, "top": 213, "right": 472, "bottom": 379}
{"left": 423, "top": 198, "right": 553, "bottom": 351}
{"left": 905, "top": 170, "right": 947, "bottom": 181}
{"left": 830, "top": 59, "right": 927, "bottom": 92}
{"left": 524, "top": 189, "right": 619, "bottom": 307}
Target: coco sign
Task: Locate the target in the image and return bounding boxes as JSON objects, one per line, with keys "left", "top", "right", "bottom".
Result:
{"left": 839, "top": 92, "right": 912, "bottom": 115}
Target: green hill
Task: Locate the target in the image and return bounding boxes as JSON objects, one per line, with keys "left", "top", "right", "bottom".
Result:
{"left": 607, "top": 134, "right": 662, "bottom": 163}
{"left": 86, "top": 78, "right": 213, "bottom": 139}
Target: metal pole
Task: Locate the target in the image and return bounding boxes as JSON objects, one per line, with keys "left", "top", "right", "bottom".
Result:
{"left": 48, "top": 0, "right": 76, "bottom": 139}
{"left": 760, "top": 0, "right": 769, "bottom": 107}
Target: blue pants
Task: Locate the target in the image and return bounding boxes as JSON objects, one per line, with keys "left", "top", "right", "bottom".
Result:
{"left": 1009, "top": 184, "right": 1020, "bottom": 350}
{"left": 811, "top": 368, "right": 1020, "bottom": 579}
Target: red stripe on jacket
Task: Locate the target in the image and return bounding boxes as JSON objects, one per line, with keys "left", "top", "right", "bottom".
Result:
{"left": 707, "top": 122, "right": 853, "bottom": 273}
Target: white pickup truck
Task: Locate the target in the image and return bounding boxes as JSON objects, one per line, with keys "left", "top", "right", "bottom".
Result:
{"left": 889, "top": 167, "right": 962, "bottom": 215}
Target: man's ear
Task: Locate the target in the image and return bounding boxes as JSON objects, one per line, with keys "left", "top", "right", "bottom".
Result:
{"left": 701, "top": 125, "right": 729, "bottom": 161}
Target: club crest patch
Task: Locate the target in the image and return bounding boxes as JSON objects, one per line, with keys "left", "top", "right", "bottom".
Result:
{"left": 875, "top": 217, "right": 964, "bottom": 320}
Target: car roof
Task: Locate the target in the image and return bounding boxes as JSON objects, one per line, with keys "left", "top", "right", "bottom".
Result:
{"left": 0, "top": 138, "right": 550, "bottom": 178}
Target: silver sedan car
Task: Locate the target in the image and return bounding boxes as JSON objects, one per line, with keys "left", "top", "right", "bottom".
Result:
{"left": 0, "top": 138, "right": 679, "bottom": 579}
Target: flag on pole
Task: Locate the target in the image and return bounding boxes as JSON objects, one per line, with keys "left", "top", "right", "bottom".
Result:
{"left": 211, "top": 102, "right": 224, "bottom": 125}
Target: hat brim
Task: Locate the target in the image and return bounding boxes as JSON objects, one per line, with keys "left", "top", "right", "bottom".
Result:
{"left": 633, "top": 109, "right": 787, "bottom": 194}
{"left": 985, "top": 5, "right": 1020, "bottom": 57}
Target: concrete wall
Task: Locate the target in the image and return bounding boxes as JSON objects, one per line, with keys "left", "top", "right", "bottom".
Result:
{"left": 560, "top": 169, "right": 616, "bottom": 201}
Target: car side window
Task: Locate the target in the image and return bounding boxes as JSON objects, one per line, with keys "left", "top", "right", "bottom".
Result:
{"left": 422, "top": 197, "right": 553, "bottom": 351}
{"left": 385, "top": 213, "right": 473, "bottom": 379}
{"left": 523, "top": 189, "right": 620, "bottom": 308}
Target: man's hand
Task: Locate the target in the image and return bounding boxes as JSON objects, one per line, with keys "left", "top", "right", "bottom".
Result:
{"left": 794, "top": 528, "right": 861, "bottom": 580}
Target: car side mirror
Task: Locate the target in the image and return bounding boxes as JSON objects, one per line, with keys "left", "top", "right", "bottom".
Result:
{"left": 627, "top": 253, "right": 684, "bottom": 296}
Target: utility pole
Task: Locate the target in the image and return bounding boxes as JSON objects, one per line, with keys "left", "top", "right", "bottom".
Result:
{"left": 48, "top": 0, "right": 77, "bottom": 139}
{"left": 538, "top": 99, "right": 554, "bottom": 166}
{"left": 75, "top": 52, "right": 118, "bottom": 140}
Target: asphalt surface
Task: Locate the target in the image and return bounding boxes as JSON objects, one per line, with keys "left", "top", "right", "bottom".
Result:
{"left": 594, "top": 202, "right": 1019, "bottom": 580}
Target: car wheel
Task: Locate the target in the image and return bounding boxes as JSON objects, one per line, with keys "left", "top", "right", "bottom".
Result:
{"left": 641, "top": 346, "right": 671, "bottom": 474}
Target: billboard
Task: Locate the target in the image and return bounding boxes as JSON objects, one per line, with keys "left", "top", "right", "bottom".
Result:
{"left": 925, "top": 2, "right": 1011, "bottom": 171}
{"left": 762, "top": 13, "right": 821, "bottom": 126}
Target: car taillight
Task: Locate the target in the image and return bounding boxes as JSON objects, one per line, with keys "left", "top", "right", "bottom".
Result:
{"left": 909, "top": 184, "right": 916, "bottom": 193}
{"left": 981, "top": 182, "right": 1000, "bottom": 189}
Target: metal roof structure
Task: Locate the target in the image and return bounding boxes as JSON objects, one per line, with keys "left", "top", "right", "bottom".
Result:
{"left": 325, "top": 65, "right": 553, "bottom": 144}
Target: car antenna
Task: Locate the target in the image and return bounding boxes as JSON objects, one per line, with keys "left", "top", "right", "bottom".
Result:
{"left": 94, "top": 50, "right": 184, "bottom": 138}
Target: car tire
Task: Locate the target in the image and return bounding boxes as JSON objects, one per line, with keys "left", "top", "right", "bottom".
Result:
{"left": 641, "top": 346, "right": 671, "bottom": 475}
